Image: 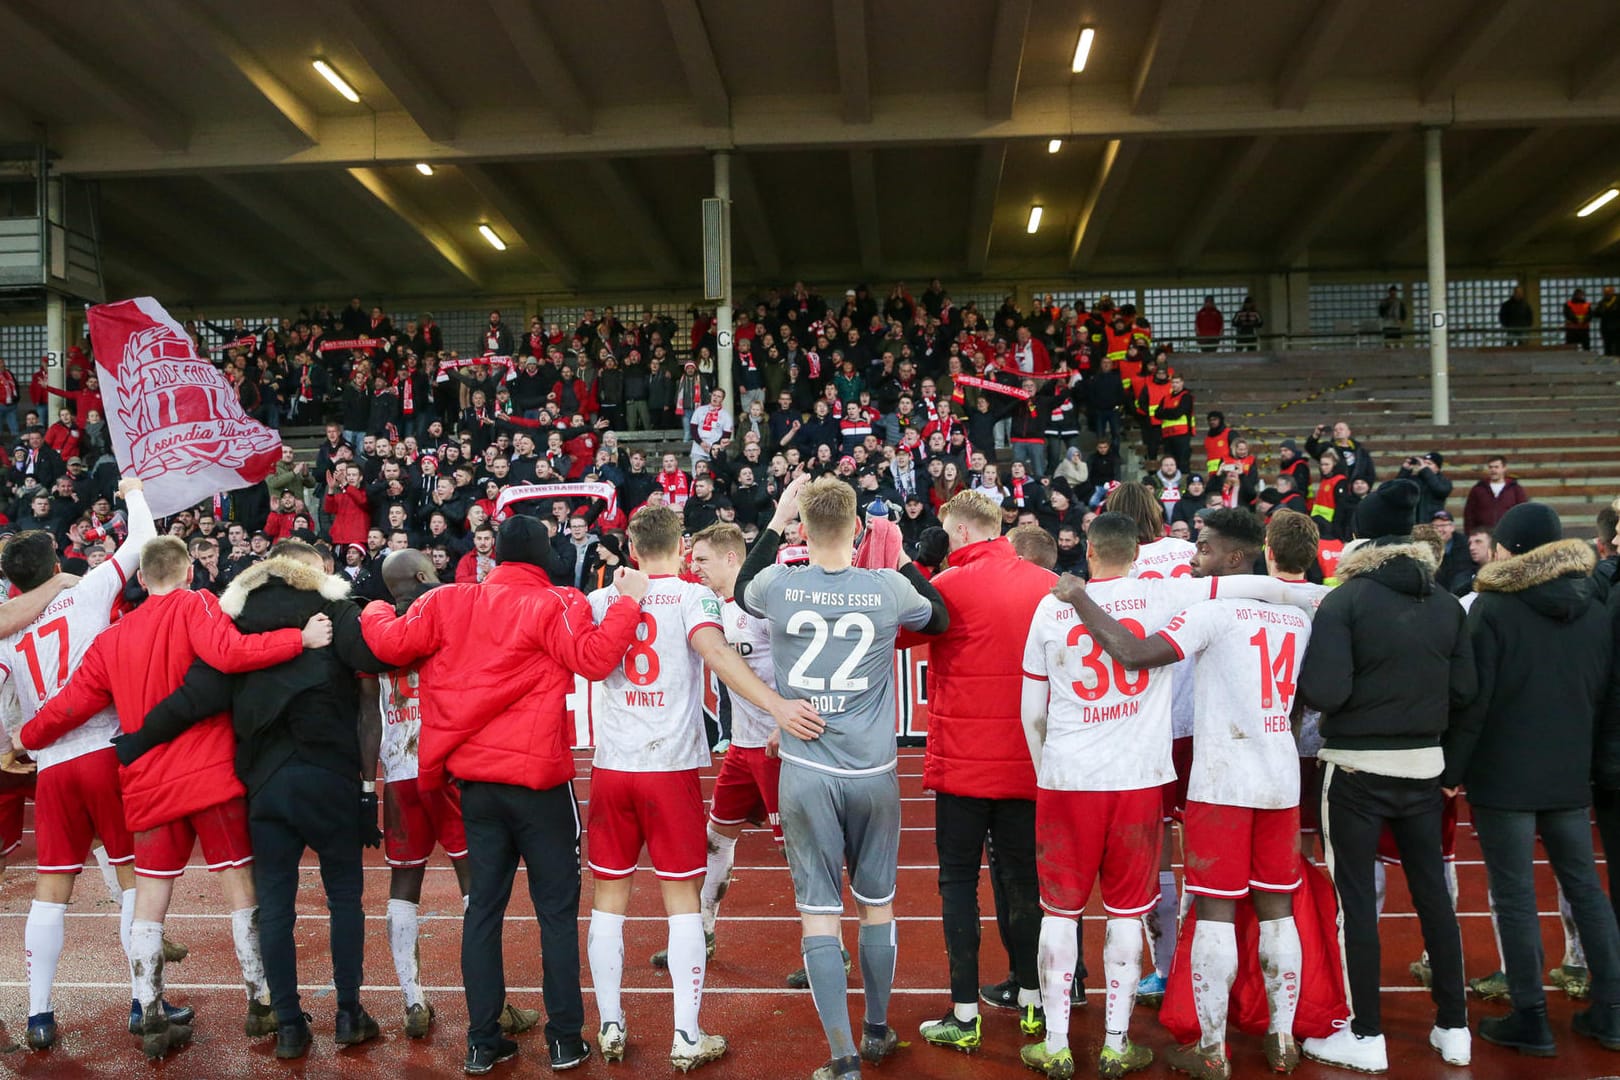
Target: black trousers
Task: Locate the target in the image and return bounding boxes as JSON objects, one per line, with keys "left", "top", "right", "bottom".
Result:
{"left": 1474, "top": 804, "right": 1620, "bottom": 1009}
{"left": 1321, "top": 764, "right": 1466, "bottom": 1036}
{"left": 1594, "top": 788, "right": 1620, "bottom": 924}
{"left": 461, "top": 779, "right": 583, "bottom": 1049}
{"left": 935, "top": 793, "right": 1040, "bottom": 1002}
{"left": 249, "top": 762, "right": 365, "bottom": 1026}
{"left": 1164, "top": 434, "right": 1191, "bottom": 476}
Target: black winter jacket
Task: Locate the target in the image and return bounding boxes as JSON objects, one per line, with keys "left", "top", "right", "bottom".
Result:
{"left": 122, "top": 557, "right": 389, "bottom": 797}
{"left": 1299, "top": 540, "right": 1477, "bottom": 753}
{"left": 1442, "top": 540, "right": 1619, "bottom": 808}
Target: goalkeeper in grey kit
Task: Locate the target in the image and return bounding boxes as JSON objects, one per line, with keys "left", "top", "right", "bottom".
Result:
{"left": 735, "top": 475, "right": 949, "bottom": 1080}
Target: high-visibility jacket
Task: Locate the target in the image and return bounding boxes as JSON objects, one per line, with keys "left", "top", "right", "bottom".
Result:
{"left": 1204, "top": 428, "right": 1231, "bottom": 474}
{"left": 1104, "top": 323, "right": 1133, "bottom": 362}
{"left": 1139, "top": 378, "right": 1173, "bottom": 428}
{"left": 1317, "top": 539, "right": 1346, "bottom": 585}
{"left": 1159, "top": 389, "right": 1194, "bottom": 437}
{"left": 1312, "top": 475, "right": 1343, "bottom": 526}
{"left": 1566, "top": 300, "right": 1592, "bottom": 328}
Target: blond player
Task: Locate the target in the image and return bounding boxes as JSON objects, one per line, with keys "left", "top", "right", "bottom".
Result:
{"left": 584, "top": 505, "right": 817, "bottom": 1071}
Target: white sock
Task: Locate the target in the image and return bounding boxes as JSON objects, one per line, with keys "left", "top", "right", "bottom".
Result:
{"left": 25, "top": 900, "right": 66, "bottom": 1016}
{"left": 953, "top": 1001, "right": 980, "bottom": 1022}
{"left": 1258, "top": 917, "right": 1302, "bottom": 1035}
{"left": 129, "top": 918, "right": 165, "bottom": 1011}
{"left": 668, "top": 912, "right": 706, "bottom": 1037}
{"left": 1102, "top": 917, "right": 1143, "bottom": 1053}
{"left": 462, "top": 892, "right": 470, "bottom": 913}
{"left": 1373, "top": 861, "right": 1387, "bottom": 917}
{"left": 388, "top": 898, "right": 424, "bottom": 1008}
{"left": 1560, "top": 883, "right": 1587, "bottom": 967}
{"left": 231, "top": 907, "right": 269, "bottom": 1005}
{"left": 1443, "top": 858, "right": 1459, "bottom": 912}
{"left": 120, "top": 888, "right": 137, "bottom": 989}
{"left": 1016, "top": 986, "right": 1041, "bottom": 1007}
{"left": 587, "top": 909, "right": 626, "bottom": 1026}
{"left": 1487, "top": 888, "right": 1506, "bottom": 970}
{"left": 1038, "top": 915, "right": 1078, "bottom": 1054}
{"left": 1149, "top": 870, "right": 1177, "bottom": 978}
{"left": 92, "top": 846, "right": 121, "bottom": 900}
{"left": 1190, "top": 919, "right": 1237, "bottom": 1053}
{"left": 699, "top": 828, "right": 737, "bottom": 936}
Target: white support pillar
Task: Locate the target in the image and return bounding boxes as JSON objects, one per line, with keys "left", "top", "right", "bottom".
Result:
{"left": 45, "top": 291, "right": 66, "bottom": 395}
{"left": 712, "top": 150, "right": 735, "bottom": 407}
{"left": 1424, "top": 127, "right": 1450, "bottom": 426}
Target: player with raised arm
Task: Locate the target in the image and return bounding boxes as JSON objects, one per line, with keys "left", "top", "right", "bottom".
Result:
{"left": 645, "top": 522, "right": 784, "bottom": 975}
{"left": 734, "top": 475, "right": 950, "bottom": 1080}
{"left": 584, "top": 505, "right": 820, "bottom": 1072}
{"left": 1019, "top": 512, "right": 1304, "bottom": 1080}
{"left": 1058, "top": 508, "right": 1314, "bottom": 1078}
{"left": 0, "top": 477, "right": 160, "bottom": 1051}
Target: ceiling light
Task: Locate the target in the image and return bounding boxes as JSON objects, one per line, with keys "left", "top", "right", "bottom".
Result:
{"left": 415, "top": 162, "right": 434, "bottom": 176}
{"left": 479, "top": 224, "right": 507, "bottom": 251}
{"left": 1027, "top": 205, "right": 1043, "bottom": 234}
{"left": 1577, "top": 188, "right": 1619, "bottom": 218}
{"left": 312, "top": 59, "right": 360, "bottom": 103}
{"left": 1071, "top": 27, "right": 1096, "bottom": 73}
{"left": 1048, "top": 139, "right": 1062, "bottom": 154}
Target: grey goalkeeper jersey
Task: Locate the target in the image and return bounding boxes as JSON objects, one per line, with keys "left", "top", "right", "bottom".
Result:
{"left": 743, "top": 563, "right": 934, "bottom": 777}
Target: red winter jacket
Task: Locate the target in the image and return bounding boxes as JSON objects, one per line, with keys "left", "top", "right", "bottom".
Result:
{"left": 897, "top": 536, "right": 1049, "bottom": 799}
{"left": 360, "top": 561, "right": 641, "bottom": 791}
{"left": 323, "top": 485, "right": 370, "bottom": 545}
{"left": 20, "top": 589, "right": 303, "bottom": 831}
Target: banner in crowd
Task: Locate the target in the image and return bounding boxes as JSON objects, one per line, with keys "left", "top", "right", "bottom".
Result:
{"left": 86, "top": 297, "right": 283, "bottom": 518}
{"left": 494, "top": 481, "right": 620, "bottom": 523}
{"left": 953, "top": 374, "right": 1032, "bottom": 400}
{"left": 566, "top": 645, "right": 932, "bottom": 748}
{"left": 317, "top": 336, "right": 385, "bottom": 352}
{"left": 435, "top": 354, "right": 517, "bottom": 383}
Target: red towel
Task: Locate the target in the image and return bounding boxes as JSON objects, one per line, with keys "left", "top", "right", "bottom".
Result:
{"left": 854, "top": 516, "right": 903, "bottom": 570}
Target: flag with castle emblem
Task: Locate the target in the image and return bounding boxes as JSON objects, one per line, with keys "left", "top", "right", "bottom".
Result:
{"left": 87, "top": 296, "right": 283, "bottom": 518}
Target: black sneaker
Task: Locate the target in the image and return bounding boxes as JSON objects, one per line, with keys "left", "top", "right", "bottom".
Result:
{"left": 979, "top": 976, "right": 1018, "bottom": 1010}
{"left": 1480, "top": 1006, "right": 1556, "bottom": 1057}
{"left": 1573, "top": 1002, "right": 1620, "bottom": 1051}
{"left": 335, "top": 1005, "right": 380, "bottom": 1047}
{"left": 548, "top": 1034, "right": 591, "bottom": 1070}
{"left": 465, "top": 1036, "right": 520, "bottom": 1075}
{"left": 25, "top": 1011, "right": 54, "bottom": 1051}
{"left": 275, "top": 1014, "right": 313, "bottom": 1060}
{"left": 128, "top": 998, "right": 194, "bottom": 1036}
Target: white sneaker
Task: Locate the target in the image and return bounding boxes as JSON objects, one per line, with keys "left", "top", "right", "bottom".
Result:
{"left": 1301, "top": 1026, "right": 1389, "bottom": 1073}
{"left": 1428, "top": 1025, "right": 1470, "bottom": 1066}
{"left": 670, "top": 1029, "right": 727, "bottom": 1072}
{"left": 597, "top": 1020, "right": 627, "bottom": 1063}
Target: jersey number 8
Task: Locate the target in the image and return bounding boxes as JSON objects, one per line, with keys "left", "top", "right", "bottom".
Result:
{"left": 623, "top": 612, "right": 661, "bottom": 686}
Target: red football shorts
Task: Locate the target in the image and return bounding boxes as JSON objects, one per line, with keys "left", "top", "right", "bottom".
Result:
{"left": 1036, "top": 786, "right": 1163, "bottom": 918}
{"left": 135, "top": 797, "right": 253, "bottom": 878}
{"left": 708, "top": 745, "right": 783, "bottom": 843}
{"left": 384, "top": 776, "right": 468, "bottom": 868}
{"left": 1183, "top": 800, "right": 1302, "bottom": 899}
{"left": 0, "top": 770, "right": 35, "bottom": 857}
{"left": 35, "top": 748, "right": 133, "bottom": 874}
{"left": 1299, "top": 757, "right": 1324, "bottom": 833}
{"left": 1378, "top": 791, "right": 1459, "bottom": 864}
{"left": 587, "top": 767, "right": 706, "bottom": 881}
{"left": 1160, "top": 736, "right": 1194, "bottom": 823}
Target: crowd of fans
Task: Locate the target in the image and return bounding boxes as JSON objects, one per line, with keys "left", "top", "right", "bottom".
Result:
{"left": 0, "top": 281, "right": 1574, "bottom": 605}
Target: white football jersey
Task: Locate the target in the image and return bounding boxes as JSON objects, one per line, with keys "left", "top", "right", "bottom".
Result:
{"left": 1022, "top": 576, "right": 1218, "bottom": 791}
{"left": 377, "top": 663, "right": 424, "bottom": 782}
{"left": 0, "top": 492, "right": 155, "bottom": 770}
{"left": 589, "top": 576, "right": 724, "bottom": 772}
{"left": 1160, "top": 598, "right": 1313, "bottom": 809}
{"left": 721, "top": 596, "right": 776, "bottom": 748}
{"left": 1130, "top": 535, "right": 1199, "bottom": 738}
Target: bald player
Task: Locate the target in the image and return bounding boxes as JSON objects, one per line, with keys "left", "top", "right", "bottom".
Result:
{"left": 368, "top": 550, "right": 539, "bottom": 1040}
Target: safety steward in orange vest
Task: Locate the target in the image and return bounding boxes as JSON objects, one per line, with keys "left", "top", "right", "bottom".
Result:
{"left": 1157, "top": 374, "right": 1195, "bottom": 474}
{"left": 1137, "top": 364, "right": 1175, "bottom": 459}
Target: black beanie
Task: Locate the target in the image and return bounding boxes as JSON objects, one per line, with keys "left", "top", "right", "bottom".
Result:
{"left": 1352, "top": 478, "right": 1420, "bottom": 541}
{"left": 495, "top": 515, "right": 556, "bottom": 572}
{"left": 1492, "top": 502, "right": 1561, "bottom": 555}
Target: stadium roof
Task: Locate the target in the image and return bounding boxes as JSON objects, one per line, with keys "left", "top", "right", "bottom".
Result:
{"left": 5, "top": 0, "right": 1620, "bottom": 301}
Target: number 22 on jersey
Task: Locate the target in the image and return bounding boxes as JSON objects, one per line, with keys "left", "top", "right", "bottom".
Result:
{"left": 16, "top": 616, "right": 69, "bottom": 701}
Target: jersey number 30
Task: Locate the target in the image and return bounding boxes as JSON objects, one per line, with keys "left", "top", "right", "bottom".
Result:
{"left": 784, "top": 611, "right": 875, "bottom": 692}
{"left": 1065, "top": 619, "right": 1147, "bottom": 701}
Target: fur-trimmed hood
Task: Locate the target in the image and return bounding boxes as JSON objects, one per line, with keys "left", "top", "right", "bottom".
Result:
{"left": 219, "top": 555, "right": 350, "bottom": 619}
{"left": 1335, "top": 540, "right": 1438, "bottom": 597}
{"left": 1473, "top": 539, "right": 1600, "bottom": 624}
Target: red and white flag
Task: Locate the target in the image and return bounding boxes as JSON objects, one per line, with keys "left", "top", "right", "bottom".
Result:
{"left": 87, "top": 297, "right": 283, "bottom": 518}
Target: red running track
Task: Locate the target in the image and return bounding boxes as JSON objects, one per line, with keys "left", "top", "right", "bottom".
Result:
{"left": 0, "top": 748, "right": 1613, "bottom": 1078}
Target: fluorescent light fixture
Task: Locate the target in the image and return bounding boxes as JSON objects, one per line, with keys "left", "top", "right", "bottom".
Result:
{"left": 479, "top": 224, "right": 507, "bottom": 251}
{"left": 1027, "top": 205, "right": 1043, "bottom": 234}
{"left": 1048, "top": 139, "right": 1062, "bottom": 154}
{"left": 1071, "top": 27, "right": 1096, "bottom": 73}
{"left": 312, "top": 59, "right": 360, "bottom": 103}
{"left": 1577, "top": 188, "right": 1619, "bottom": 218}
{"left": 415, "top": 162, "right": 434, "bottom": 176}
